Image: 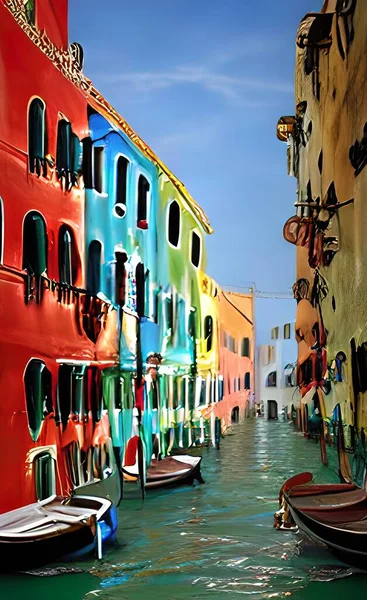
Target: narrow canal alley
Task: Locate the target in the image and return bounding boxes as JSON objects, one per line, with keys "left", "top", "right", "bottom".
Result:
{"left": 3, "top": 418, "right": 366, "bottom": 600}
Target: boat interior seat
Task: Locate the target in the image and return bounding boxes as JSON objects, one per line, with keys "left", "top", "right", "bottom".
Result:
{"left": 290, "top": 488, "right": 367, "bottom": 511}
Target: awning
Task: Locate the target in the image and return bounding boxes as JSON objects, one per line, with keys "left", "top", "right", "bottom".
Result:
{"left": 297, "top": 12, "right": 333, "bottom": 48}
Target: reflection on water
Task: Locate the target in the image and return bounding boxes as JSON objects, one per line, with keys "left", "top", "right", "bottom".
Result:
{"left": 2, "top": 419, "right": 367, "bottom": 599}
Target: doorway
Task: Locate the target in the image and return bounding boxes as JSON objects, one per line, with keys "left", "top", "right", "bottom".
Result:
{"left": 267, "top": 400, "right": 278, "bottom": 420}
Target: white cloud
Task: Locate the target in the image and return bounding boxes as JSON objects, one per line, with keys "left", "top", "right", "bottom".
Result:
{"left": 100, "top": 65, "right": 292, "bottom": 107}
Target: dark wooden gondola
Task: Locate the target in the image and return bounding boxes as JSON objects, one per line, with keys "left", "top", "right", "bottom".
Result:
{"left": 0, "top": 495, "right": 113, "bottom": 570}
{"left": 123, "top": 455, "right": 204, "bottom": 489}
{"left": 278, "top": 472, "right": 367, "bottom": 569}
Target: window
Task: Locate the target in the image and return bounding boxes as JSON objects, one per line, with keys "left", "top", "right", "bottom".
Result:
{"left": 284, "top": 323, "right": 291, "bottom": 339}
{"left": 284, "top": 363, "right": 296, "bottom": 387}
{"left": 28, "top": 98, "right": 46, "bottom": 176}
{"left": 72, "top": 365, "right": 86, "bottom": 416}
{"left": 166, "top": 295, "right": 174, "bottom": 334}
{"left": 191, "top": 231, "right": 201, "bottom": 268}
{"left": 244, "top": 372, "right": 251, "bottom": 389}
{"left": 241, "top": 338, "right": 250, "bottom": 357}
{"left": 25, "top": 0, "right": 35, "bottom": 26}
{"left": 225, "top": 334, "right": 236, "bottom": 353}
{"left": 168, "top": 201, "right": 180, "bottom": 247}
{"left": 266, "top": 371, "right": 277, "bottom": 387}
{"left": 115, "top": 156, "right": 128, "bottom": 218}
{"left": 87, "top": 240, "right": 102, "bottom": 295}
{"left": 24, "top": 359, "right": 53, "bottom": 441}
{"left": 23, "top": 212, "right": 47, "bottom": 275}
{"left": 271, "top": 327, "right": 279, "bottom": 340}
{"left": 82, "top": 137, "right": 93, "bottom": 188}
{"left": 137, "top": 175, "right": 149, "bottom": 228}
{"left": 204, "top": 316, "right": 213, "bottom": 353}
{"left": 93, "top": 147, "right": 104, "bottom": 193}
{"left": 136, "top": 262, "right": 145, "bottom": 318}
{"left": 35, "top": 452, "right": 56, "bottom": 501}
{"left": 59, "top": 225, "right": 78, "bottom": 285}
{"left": 57, "top": 364, "right": 73, "bottom": 427}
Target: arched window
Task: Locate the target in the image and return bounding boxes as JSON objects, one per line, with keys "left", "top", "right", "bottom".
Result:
{"left": 35, "top": 452, "right": 56, "bottom": 501}
{"left": 137, "top": 175, "right": 149, "bottom": 228}
{"left": 266, "top": 371, "right": 277, "bottom": 387}
{"left": 25, "top": 0, "right": 35, "bottom": 26}
{"left": 93, "top": 146, "right": 104, "bottom": 193}
{"left": 87, "top": 240, "right": 102, "bottom": 295}
{"left": 56, "top": 119, "right": 82, "bottom": 188}
{"left": 24, "top": 359, "right": 53, "bottom": 441}
{"left": 204, "top": 315, "right": 213, "bottom": 353}
{"left": 168, "top": 200, "right": 180, "bottom": 247}
{"left": 191, "top": 231, "right": 201, "bottom": 268}
{"left": 28, "top": 98, "right": 46, "bottom": 176}
{"left": 115, "top": 156, "right": 129, "bottom": 218}
{"left": 58, "top": 225, "right": 78, "bottom": 285}
{"left": 23, "top": 211, "right": 47, "bottom": 275}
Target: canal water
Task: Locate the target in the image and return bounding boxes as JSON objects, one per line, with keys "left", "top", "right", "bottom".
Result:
{"left": 2, "top": 418, "right": 367, "bottom": 599}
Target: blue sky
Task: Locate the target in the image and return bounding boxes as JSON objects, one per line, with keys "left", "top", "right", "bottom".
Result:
{"left": 69, "top": 0, "right": 321, "bottom": 343}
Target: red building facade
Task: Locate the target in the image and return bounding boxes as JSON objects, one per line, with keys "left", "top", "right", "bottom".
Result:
{"left": 0, "top": 0, "right": 117, "bottom": 513}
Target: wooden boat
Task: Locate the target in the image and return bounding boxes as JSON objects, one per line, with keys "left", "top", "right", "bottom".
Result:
{"left": 278, "top": 471, "right": 367, "bottom": 569}
{"left": 0, "top": 494, "right": 114, "bottom": 570}
{"left": 123, "top": 454, "right": 204, "bottom": 489}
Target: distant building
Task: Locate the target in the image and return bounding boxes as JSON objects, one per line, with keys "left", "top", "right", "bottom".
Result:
{"left": 257, "top": 322, "right": 300, "bottom": 420}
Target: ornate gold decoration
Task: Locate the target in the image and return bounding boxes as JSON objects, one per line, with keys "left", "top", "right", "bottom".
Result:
{"left": 4, "top": 0, "right": 213, "bottom": 234}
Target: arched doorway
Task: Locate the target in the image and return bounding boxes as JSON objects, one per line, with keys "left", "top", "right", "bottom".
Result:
{"left": 268, "top": 400, "right": 278, "bottom": 420}
{"left": 231, "top": 406, "right": 239, "bottom": 423}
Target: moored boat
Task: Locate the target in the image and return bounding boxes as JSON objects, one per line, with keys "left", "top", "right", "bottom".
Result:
{"left": 123, "top": 454, "right": 204, "bottom": 489}
{"left": 276, "top": 472, "right": 367, "bottom": 569}
{"left": 0, "top": 495, "right": 116, "bottom": 570}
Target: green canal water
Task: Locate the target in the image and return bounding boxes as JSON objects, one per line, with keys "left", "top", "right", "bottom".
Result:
{"left": 2, "top": 419, "right": 367, "bottom": 599}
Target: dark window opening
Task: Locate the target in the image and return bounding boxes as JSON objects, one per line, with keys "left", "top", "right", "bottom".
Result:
{"left": 266, "top": 371, "right": 277, "bottom": 387}
{"left": 93, "top": 147, "right": 104, "bottom": 193}
{"left": 56, "top": 121, "right": 81, "bottom": 188}
{"left": 72, "top": 365, "right": 87, "bottom": 416}
{"left": 191, "top": 231, "right": 201, "bottom": 268}
{"left": 136, "top": 262, "right": 146, "bottom": 318}
{"left": 82, "top": 137, "right": 93, "bottom": 188}
{"left": 87, "top": 240, "right": 102, "bottom": 295}
{"left": 25, "top": 0, "right": 35, "bottom": 26}
{"left": 35, "top": 452, "right": 56, "bottom": 501}
{"left": 168, "top": 201, "right": 180, "bottom": 247}
{"left": 65, "top": 441, "right": 81, "bottom": 487}
{"left": 199, "top": 379, "right": 206, "bottom": 405}
{"left": 137, "top": 175, "right": 149, "bottom": 228}
{"left": 56, "top": 119, "right": 72, "bottom": 178}
{"left": 204, "top": 315, "right": 213, "bottom": 353}
{"left": 166, "top": 295, "right": 174, "bottom": 334}
{"left": 23, "top": 212, "right": 47, "bottom": 276}
{"left": 28, "top": 98, "right": 46, "bottom": 176}
{"left": 116, "top": 156, "right": 128, "bottom": 216}
{"left": 58, "top": 225, "right": 78, "bottom": 285}
{"left": 24, "top": 359, "right": 53, "bottom": 441}
{"left": 57, "top": 364, "right": 73, "bottom": 428}
{"left": 241, "top": 337, "right": 250, "bottom": 357}
{"left": 284, "top": 323, "right": 291, "bottom": 340}
{"left": 244, "top": 372, "right": 251, "bottom": 389}
{"left": 231, "top": 406, "right": 239, "bottom": 423}
{"left": 90, "top": 367, "right": 103, "bottom": 423}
